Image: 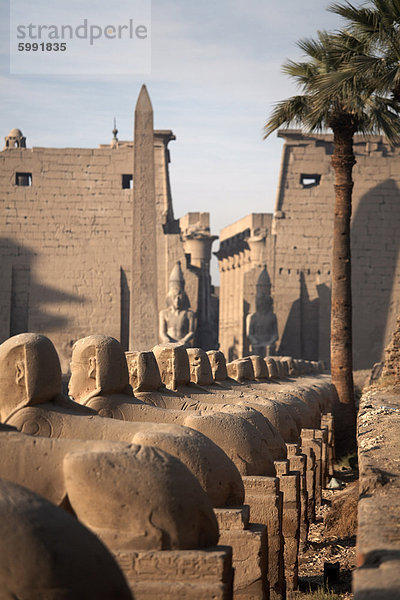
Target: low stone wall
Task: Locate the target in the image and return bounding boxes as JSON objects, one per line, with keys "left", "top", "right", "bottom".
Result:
{"left": 382, "top": 316, "right": 400, "bottom": 383}
{"left": 353, "top": 386, "right": 400, "bottom": 599}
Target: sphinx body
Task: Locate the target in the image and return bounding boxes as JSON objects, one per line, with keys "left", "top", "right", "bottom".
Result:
{"left": 145, "top": 345, "right": 301, "bottom": 444}
{"left": 0, "top": 425, "right": 219, "bottom": 552}
{"left": 0, "top": 478, "right": 132, "bottom": 600}
{"left": 128, "top": 344, "right": 288, "bottom": 459}
{"left": 0, "top": 333, "right": 243, "bottom": 508}
{"left": 211, "top": 352, "right": 322, "bottom": 429}
{"left": 239, "top": 355, "right": 333, "bottom": 426}
{"left": 69, "top": 336, "right": 275, "bottom": 476}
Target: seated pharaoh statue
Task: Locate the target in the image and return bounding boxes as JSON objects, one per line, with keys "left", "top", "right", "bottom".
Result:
{"left": 246, "top": 273, "right": 278, "bottom": 358}
{"left": 159, "top": 261, "right": 196, "bottom": 347}
{"left": 69, "top": 335, "right": 274, "bottom": 477}
{"left": 0, "top": 333, "right": 244, "bottom": 508}
{"left": 0, "top": 478, "right": 132, "bottom": 600}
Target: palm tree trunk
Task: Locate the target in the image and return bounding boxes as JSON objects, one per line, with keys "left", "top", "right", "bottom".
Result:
{"left": 330, "top": 118, "right": 357, "bottom": 451}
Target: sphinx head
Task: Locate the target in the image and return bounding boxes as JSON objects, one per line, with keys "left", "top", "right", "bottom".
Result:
{"left": 280, "top": 356, "right": 296, "bottom": 376}
{"left": 152, "top": 343, "right": 190, "bottom": 390}
{"left": 126, "top": 351, "right": 162, "bottom": 392}
{"left": 206, "top": 350, "right": 227, "bottom": 381}
{"left": 186, "top": 348, "right": 214, "bottom": 386}
{"left": 0, "top": 333, "right": 62, "bottom": 422}
{"left": 226, "top": 358, "right": 255, "bottom": 383}
{"left": 248, "top": 355, "right": 269, "bottom": 380}
{"left": 265, "top": 357, "right": 279, "bottom": 379}
{"left": 270, "top": 358, "right": 285, "bottom": 379}
{"left": 69, "top": 336, "right": 129, "bottom": 404}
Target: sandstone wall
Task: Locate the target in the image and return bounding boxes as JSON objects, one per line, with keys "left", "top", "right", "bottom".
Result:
{"left": 382, "top": 316, "right": 400, "bottom": 383}
{"left": 217, "top": 213, "right": 274, "bottom": 360}
{"left": 273, "top": 131, "right": 400, "bottom": 369}
{"left": 0, "top": 135, "right": 204, "bottom": 373}
{"left": 216, "top": 131, "right": 400, "bottom": 368}
{"left": 354, "top": 385, "right": 400, "bottom": 598}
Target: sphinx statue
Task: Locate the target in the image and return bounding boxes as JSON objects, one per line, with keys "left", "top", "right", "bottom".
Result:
{"left": 244, "top": 355, "right": 330, "bottom": 426}
{"left": 265, "top": 356, "right": 280, "bottom": 379}
{"left": 70, "top": 335, "right": 274, "bottom": 476}
{"left": 186, "top": 347, "right": 287, "bottom": 460}
{"left": 226, "top": 356, "right": 319, "bottom": 430}
{"left": 0, "top": 333, "right": 244, "bottom": 508}
{"left": 159, "top": 261, "right": 196, "bottom": 347}
{"left": 177, "top": 350, "right": 300, "bottom": 442}
{"left": 0, "top": 478, "right": 132, "bottom": 600}
{"left": 148, "top": 343, "right": 289, "bottom": 458}
{"left": 0, "top": 424, "right": 219, "bottom": 552}
{"left": 276, "top": 356, "right": 334, "bottom": 414}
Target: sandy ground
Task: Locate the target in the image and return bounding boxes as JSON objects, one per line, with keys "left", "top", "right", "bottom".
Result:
{"left": 297, "top": 468, "right": 358, "bottom": 599}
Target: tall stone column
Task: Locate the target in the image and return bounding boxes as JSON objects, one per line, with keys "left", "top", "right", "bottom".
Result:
{"left": 130, "top": 85, "right": 158, "bottom": 350}
{"left": 219, "top": 258, "right": 228, "bottom": 356}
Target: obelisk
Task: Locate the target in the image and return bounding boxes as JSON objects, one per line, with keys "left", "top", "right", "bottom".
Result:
{"left": 129, "top": 85, "right": 158, "bottom": 350}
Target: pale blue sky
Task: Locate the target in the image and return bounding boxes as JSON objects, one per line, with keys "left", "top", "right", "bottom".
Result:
{"left": 1, "top": 0, "right": 344, "bottom": 281}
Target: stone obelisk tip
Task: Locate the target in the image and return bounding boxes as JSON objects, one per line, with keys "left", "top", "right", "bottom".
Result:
{"left": 135, "top": 84, "right": 153, "bottom": 113}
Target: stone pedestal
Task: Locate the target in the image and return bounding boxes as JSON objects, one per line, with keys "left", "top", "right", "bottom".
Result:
{"left": 301, "top": 430, "right": 322, "bottom": 508}
{"left": 314, "top": 427, "right": 328, "bottom": 488}
{"left": 274, "top": 461, "right": 301, "bottom": 592}
{"left": 215, "top": 506, "right": 268, "bottom": 600}
{"left": 115, "top": 547, "right": 233, "bottom": 600}
{"left": 321, "top": 413, "right": 335, "bottom": 476}
{"left": 286, "top": 443, "right": 309, "bottom": 549}
{"left": 243, "top": 476, "right": 285, "bottom": 600}
{"left": 298, "top": 442, "right": 316, "bottom": 522}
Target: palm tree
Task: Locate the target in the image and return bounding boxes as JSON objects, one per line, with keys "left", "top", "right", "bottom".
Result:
{"left": 264, "top": 30, "right": 400, "bottom": 445}
{"left": 328, "top": 0, "right": 400, "bottom": 100}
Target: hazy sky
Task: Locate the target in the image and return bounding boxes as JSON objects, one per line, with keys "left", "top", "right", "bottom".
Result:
{"left": 1, "top": 0, "right": 344, "bottom": 280}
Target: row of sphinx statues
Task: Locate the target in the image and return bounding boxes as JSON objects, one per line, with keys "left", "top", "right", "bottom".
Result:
{"left": 0, "top": 332, "right": 333, "bottom": 598}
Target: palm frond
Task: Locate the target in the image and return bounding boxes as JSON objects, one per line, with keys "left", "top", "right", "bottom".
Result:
{"left": 264, "top": 26, "right": 400, "bottom": 142}
{"left": 330, "top": 0, "right": 400, "bottom": 57}
{"left": 329, "top": 1, "right": 377, "bottom": 32}
{"left": 361, "top": 94, "right": 400, "bottom": 142}
{"left": 297, "top": 36, "right": 326, "bottom": 61}
{"left": 282, "top": 60, "right": 319, "bottom": 86}
{"left": 264, "top": 96, "right": 311, "bottom": 138}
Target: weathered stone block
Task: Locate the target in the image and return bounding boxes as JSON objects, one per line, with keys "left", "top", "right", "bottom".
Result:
{"left": 218, "top": 525, "right": 268, "bottom": 600}
{"left": 115, "top": 547, "right": 234, "bottom": 600}
{"left": 301, "top": 430, "right": 322, "bottom": 506}
{"left": 286, "top": 444, "right": 308, "bottom": 548}
{"left": 243, "top": 476, "right": 284, "bottom": 600}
